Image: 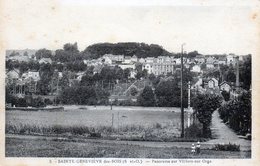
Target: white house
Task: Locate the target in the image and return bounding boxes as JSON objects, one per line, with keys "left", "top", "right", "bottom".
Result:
{"left": 208, "top": 78, "right": 219, "bottom": 89}
{"left": 145, "top": 57, "right": 155, "bottom": 63}
{"left": 118, "top": 63, "right": 136, "bottom": 70}
{"left": 173, "top": 58, "right": 181, "bottom": 65}
{"left": 6, "top": 69, "right": 20, "bottom": 80}
{"left": 219, "top": 81, "right": 231, "bottom": 92}
{"left": 194, "top": 55, "right": 205, "bottom": 64}
{"left": 206, "top": 57, "right": 214, "bottom": 69}
{"left": 103, "top": 56, "right": 113, "bottom": 64}
{"left": 39, "top": 58, "right": 52, "bottom": 64}
{"left": 131, "top": 55, "right": 138, "bottom": 63}
{"left": 139, "top": 58, "right": 145, "bottom": 63}
{"left": 191, "top": 65, "right": 201, "bottom": 73}
{"left": 143, "top": 63, "right": 153, "bottom": 74}
{"left": 123, "top": 56, "right": 132, "bottom": 64}
{"left": 7, "top": 55, "right": 30, "bottom": 62}
{"left": 227, "top": 54, "right": 234, "bottom": 65}
{"left": 21, "top": 71, "right": 40, "bottom": 82}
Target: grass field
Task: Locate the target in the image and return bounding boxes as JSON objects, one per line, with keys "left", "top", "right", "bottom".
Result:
{"left": 5, "top": 137, "right": 250, "bottom": 158}
{"left": 6, "top": 105, "right": 189, "bottom": 139}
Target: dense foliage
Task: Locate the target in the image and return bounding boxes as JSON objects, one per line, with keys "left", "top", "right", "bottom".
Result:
{"left": 81, "top": 42, "right": 172, "bottom": 59}
{"left": 155, "top": 78, "right": 188, "bottom": 107}
{"left": 218, "top": 91, "right": 251, "bottom": 135}
{"left": 137, "top": 86, "right": 156, "bottom": 107}
{"left": 192, "top": 94, "right": 221, "bottom": 138}
{"left": 60, "top": 86, "right": 110, "bottom": 105}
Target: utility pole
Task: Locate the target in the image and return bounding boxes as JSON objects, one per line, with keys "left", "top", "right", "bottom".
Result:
{"left": 180, "top": 43, "right": 185, "bottom": 138}
{"left": 187, "top": 81, "right": 191, "bottom": 127}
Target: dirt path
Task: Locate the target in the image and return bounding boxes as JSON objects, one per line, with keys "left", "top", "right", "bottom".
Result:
{"left": 206, "top": 110, "right": 251, "bottom": 151}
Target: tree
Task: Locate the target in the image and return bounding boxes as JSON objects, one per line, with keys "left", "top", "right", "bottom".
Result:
{"left": 187, "top": 51, "right": 200, "bottom": 58}
{"left": 130, "top": 87, "right": 138, "bottom": 96}
{"left": 221, "top": 90, "right": 230, "bottom": 101}
{"left": 137, "top": 86, "right": 156, "bottom": 106}
{"left": 38, "top": 63, "right": 54, "bottom": 95}
{"left": 240, "top": 55, "right": 251, "bottom": 90}
{"left": 219, "top": 91, "right": 251, "bottom": 135}
{"left": 35, "top": 49, "right": 52, "bottom": 60}
{"left": 192, "top": 94, "right": 221, "bottom": 138}
{"left": 123, "top": 68, "right": 131, "bottom": 80}
{"left": 226, "top": 69, "right": 236, "bottom": 83}
{"left": 155, "top": 78, "right": 188, "bottom": 107}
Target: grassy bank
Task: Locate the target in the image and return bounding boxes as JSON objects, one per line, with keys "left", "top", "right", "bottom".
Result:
{"left": 5, "top": 137, "right": 251, "bottom": 158}
{"left": 6, "top": 123, "right": 204, "bottom": 142}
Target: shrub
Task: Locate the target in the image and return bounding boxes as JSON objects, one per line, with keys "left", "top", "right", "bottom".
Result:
{"left": 213, "top": 143, "right": 240, "bottom": 151}
{"left": 184, "top": 123, "right": 203, "bottom": 138}
{"left": 44, "top": 98, "right": 53, "bottom": 105}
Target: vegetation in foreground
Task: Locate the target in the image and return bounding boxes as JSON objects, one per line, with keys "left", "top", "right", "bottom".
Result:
{"left": 218, "top": 91, "right": 251, "bottom": 136}
{"left": 6, "top": 122, "right": 207, "bottom": 142}
{"left": 5, "top": 137, "right": 250, "bottom": 158}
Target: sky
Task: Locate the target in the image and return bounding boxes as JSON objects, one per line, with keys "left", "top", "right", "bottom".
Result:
{"left": 1, "top": 0, "right": 259, "bottom": 55}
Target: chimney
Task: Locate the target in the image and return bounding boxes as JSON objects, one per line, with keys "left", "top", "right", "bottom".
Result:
{"left": 235, "top": 56, "right": 239, "bottom": 90}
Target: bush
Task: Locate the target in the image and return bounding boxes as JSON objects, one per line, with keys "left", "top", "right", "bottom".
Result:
{"left": 213, "top": 143, "right": 240, "bottom": 151}
{"left": 44, "top": 98, "right": 53, "bottom": 105}
{"left": 184, "top": 123, "right": 203, "bottom": 138}
{"left": 31, "top": 97, "right": 46, "bottom": 108}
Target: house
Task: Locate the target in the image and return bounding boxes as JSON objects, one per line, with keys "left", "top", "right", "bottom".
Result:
{"left": 7, "top": 55, "right": 30, "bottom": 62}
{"left": 153, "top": 63, "right": 174, "bottom": 75}
{"left": 131, "top": 55, "right": 138, "bottom": 63}
{"left": 218, "top": 56, "right": 226, "bottom": 65}
{"left": 74, "top": 72, "right": 85, "bottom": 81}
{"left": 191, "top": 65, "right": 201, "bottom": 73}
{"left": 145, "top": 57, "right": 155, "bottom": 63}
{"left": 103, "top": 54, "right": 124, "bottom": 63}
{"left": 173, "top": 58, "right": 181, "bottom": 65}
{"left": 39, "top": 58, "right": 52, "bottom": 64}
{"left": 219, "top": 81, "right": 231, "bottom": 92}
{"left": 123, "top": 56, "right": 132, "bottom": 64}
{"left": 118, "top": 63, "right": 135, "bottom": 70}
{"left": 93, "top": 65, "right": 103, "bottom": 74}
{"left": 103, "top": 56, "right": 113, "bottom": 64}
{"left": 139, "top": 58, "right": 145, "bottom": 63}
{"left": 22, "top": 71, "right": 40, "bottom": 82}
{"left": 192, "top": 78, "right": 203, "bottom": 89}
{"left": 194, "top": 55, "right": 205, "bottom": 64}
{"left": 143, "top": 62, "right": 175, "bottom": 76}
{"left": 58, "top": 72, "right": 63, "bottom": 78}
{"left": 157, "top": 56, "right": 165, "bottom": 63}
{"left": 6, "top": 69, "right": 20, "bottom": 80}
{"left": 208, "top": 78, "right": 219, "bottom": 89}
{"left": 143, "top": 63, "right": 153, "bottom": 74}
{"left": 227, "top": 54, "right": 234, "bottom": 65}
{"left": 206, "top": 57, "right": 215, "bottom": 69}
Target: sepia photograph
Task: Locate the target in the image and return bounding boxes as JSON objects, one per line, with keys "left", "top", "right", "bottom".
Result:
{"left": 1, "top": 0, "right": 260, "bottom": 165}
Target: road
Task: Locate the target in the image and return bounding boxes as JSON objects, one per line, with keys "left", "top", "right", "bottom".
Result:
{"left": 206, "top": 110, "right": 251, "bottom": 151}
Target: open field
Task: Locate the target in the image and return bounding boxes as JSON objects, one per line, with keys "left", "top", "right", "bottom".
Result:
{"left": 5, "top": 136, "right": 250, "bottom": 158}
{"left": 6, "top": 105, "right": 189, "bottom": 127}
{"left": 6, "top": 105, "right": 189, "bottom": 139}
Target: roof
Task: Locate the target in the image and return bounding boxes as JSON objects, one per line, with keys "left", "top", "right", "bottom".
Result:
{"left": 219, "top": 81, "right": 231, "bottom": 86}
{"left": 39, "top": 58, "right": 52, "bottom": 63}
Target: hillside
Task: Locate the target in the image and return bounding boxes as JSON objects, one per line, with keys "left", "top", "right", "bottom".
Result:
{"left": 81, "top": 42, "right": 173, "bottom": 59}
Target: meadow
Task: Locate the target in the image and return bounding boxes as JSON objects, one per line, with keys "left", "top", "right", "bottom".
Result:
{"left": 6, "top": 105, "right": 189, "bottom": 140}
